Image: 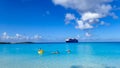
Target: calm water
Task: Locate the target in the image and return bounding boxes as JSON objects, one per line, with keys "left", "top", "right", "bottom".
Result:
{"left": 0, "top": 43, "right": 120, "bottom": 68}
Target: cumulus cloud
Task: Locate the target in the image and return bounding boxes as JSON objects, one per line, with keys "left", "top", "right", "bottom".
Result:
{"left": 1, "top": 32, "right": 10, "bottom": 40}
{"left": 85, "top": 32, "right": 91, "bottom": 37}
{"left": 109, "top": 12, "right": 118, "bottom": 19}
{"left": 15, "top": 34, "right": 23, "bottom": 39}
{"left": 75, "top": 20, "right": 93, "bottom": 30}
{"left": 0, "top": 32, "right": 42, "bottom": 42}
{"left": 76, "top": 34, "right": 80, "bottom": 39}
{"left": 100, "top": 21, "right": 105, "bottom": 25}
{"left": 32, "top": 35, "right": 41, "bottom": 40}
{"left": 52, "top": 0, "right": 112, "bottom": 13}
{"left": 81, "top": 12, "right": 101, "bottom": 21}
{"left": 65, "top": 13, "right": 76, "bottom": 24}
{"left": 99, "top": 21, "right": 110, "bottom": 26}
{"left": 75, "top": 12, "right": 102, "bottom": 29}
{"left": 52, "top": 0, "right": 115, "bottom": 30}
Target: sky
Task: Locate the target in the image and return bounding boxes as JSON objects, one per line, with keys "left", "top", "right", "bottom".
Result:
{"left": 0, "top": 0, "right": 120, "bottom": 42}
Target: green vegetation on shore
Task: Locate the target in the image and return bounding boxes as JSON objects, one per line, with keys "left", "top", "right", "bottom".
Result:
{"left": 0, "top": 42, "right": 34, "bottom": 44}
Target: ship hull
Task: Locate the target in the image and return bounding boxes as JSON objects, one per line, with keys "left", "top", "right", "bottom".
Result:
{"left": 66, "top": 40, "right": 78, "bottom": 43}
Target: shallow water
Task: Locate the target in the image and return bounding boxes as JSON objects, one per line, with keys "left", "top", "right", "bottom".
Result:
{"left": 0, "top": 43, "right": 120, "bottom": 68}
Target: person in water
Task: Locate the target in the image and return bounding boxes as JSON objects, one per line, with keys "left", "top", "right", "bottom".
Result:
{"left": 66, "top": 49, "right": 71, "bottom": 54}
{"left": 51, "top": 50, "right": 60, "bottom": 54}
{"left": 38, "top": 48, "right": 44, "bottom": 54}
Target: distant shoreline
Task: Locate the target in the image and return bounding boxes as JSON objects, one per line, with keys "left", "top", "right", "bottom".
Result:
{"left": 0, "top": 42, "right": 120, "bottom": 44}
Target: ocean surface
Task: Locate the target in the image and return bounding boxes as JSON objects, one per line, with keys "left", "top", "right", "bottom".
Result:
{"left": 0, "top": 43, "right": 120, "bottom": 68}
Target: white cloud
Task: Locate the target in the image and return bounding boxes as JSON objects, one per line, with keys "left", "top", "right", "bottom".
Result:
{"left": 85, "top": 32, "right": 91, "bottom": 37}
{"left": 1, "top": 32, "right": 10, "bottom": 40}
{"left": 0, "top": 32, "right": 42, "bottom": 42}
{"left": 15, "top": 34, "right": 22, "bottom": 39}
{"left": 81, "top": 12, "right": 101, "bottom": 21}
{"left": 76, "top": 34, "right": 80, "bottom": 39}
{"left": 100, "top": 21, "right": 105, "bottom": 25}
{"left": 52, "top": 0, "right": 112, "bottom": 13}
{"left": 33, "top": 35, "right": 41, "bottom": 40}
{"left": 52, "top": 0, "right": 116, "bottom": 30}
{"left": 65, "top": 13, "right": 76, "bottom": 24}
{"left": 75, "top": 12, "right": 101, "bottom": 30}
{"left": 95, "top": 4, "right": 112, "bottom": 16}
{"left": 109, "top": 12, "right": 118, "bottom": 19}
{"left": 3, "top": 32, "right": 7, "bottom": 36}
{"left": 75, "top": 20, "right": 93, "bottom": 30}
{"left": 100, "top": 21, "right": 110, "bottom": 26}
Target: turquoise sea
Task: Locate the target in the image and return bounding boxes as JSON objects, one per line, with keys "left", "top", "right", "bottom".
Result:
{"left": 0, "top": 43, "right": 120, "bottom": 68}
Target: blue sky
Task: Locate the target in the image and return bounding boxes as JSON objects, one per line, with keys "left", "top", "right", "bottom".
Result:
{"left": 0, "top": 0, "right": 120, "bottom": 42}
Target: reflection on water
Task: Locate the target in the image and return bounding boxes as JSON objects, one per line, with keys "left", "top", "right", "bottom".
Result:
{"left": 0, "top": 43, "right": 120, "bottom": 68}
{"left": 71, "top": 65, "right": 82, "bottom": 68}
{"left": 77, "top": 44, "right": 93, "bottom": 55}
{"left": 70, "top": 65, "right": 116, "bottom": 68}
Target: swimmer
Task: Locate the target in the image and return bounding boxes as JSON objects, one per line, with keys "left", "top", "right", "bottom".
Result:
{"left": 51, "top": 50, "right": 60, "bottom": 54}
{"left": 66, "top": 49, "right": 71, "bottom": 54}
{"left": 38, "top": 48, "right": 44, "bottom": 54}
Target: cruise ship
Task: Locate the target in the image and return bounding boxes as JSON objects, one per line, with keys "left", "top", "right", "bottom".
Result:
{"left": 65, "top": 38, "right": 78, "bottom": 43}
